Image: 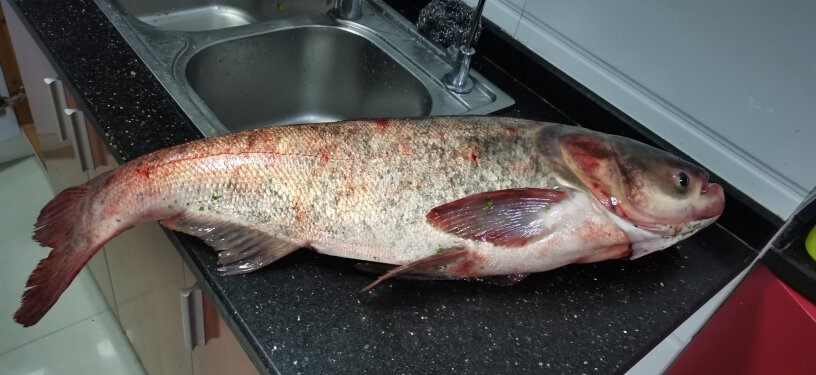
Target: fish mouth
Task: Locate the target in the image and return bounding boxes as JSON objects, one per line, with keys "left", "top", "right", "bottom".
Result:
{"left": 700, "top": 173, "right": 712, "bottom": 193}
{"left": 695, "top": 181, "right": 725, "bottom": 220}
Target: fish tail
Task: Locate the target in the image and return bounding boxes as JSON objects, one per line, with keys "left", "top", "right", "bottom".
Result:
{"left": 15, "top": 174, "right": 120, "bottom": 326}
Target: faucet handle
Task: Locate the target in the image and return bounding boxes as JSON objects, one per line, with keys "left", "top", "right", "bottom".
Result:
{"left": 446, "top": 45, "right": 460, "bottom": 61}
{"left": 442, "top": 45, "right": 476, "bottom": 94}
{"left": 335, "top": 0, "right": 362, "bottom": 20}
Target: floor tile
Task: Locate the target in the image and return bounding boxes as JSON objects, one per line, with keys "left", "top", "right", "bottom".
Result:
{"left": 0, "top": 156, "right": 108, "bottom": 353}
{"left": 0, "top": 311, "right": 145, "bottom": 375}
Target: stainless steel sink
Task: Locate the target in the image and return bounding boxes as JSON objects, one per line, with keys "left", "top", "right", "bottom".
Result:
{"left": 114, "top": 0, "right": 333, "bottom": 31}
{"left": 186, "top": 27, "right": 432, "bottom": 131}
{"left": 94, "top": 0, "right": 513, "bottom": 136}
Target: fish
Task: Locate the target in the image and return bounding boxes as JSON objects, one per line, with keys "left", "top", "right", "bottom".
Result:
{"left": 14, "top": 116, "right": 724, "bottom": 326}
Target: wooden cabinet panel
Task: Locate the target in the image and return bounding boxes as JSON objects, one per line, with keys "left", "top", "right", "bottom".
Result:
{"left": 192, "top": 313, "right": 259, "bottom": 375}
{"left": 183, "top": 264, "right": 258, "bottom": 375}
{"left": 1, "top": 0, "right": 60, "bottom": 136}
{"left": 3, "top": 0, "right": 87, "bottom": 193}
{"left": 106, "top": 221, "right": 185, "bottom": 306}
{"left": 85, "top": 247, "right": 117, "bottom": 317}
{"left": 107, "top": 222, "right": 191, "bottom": 374}
{"left": 118, "top": 277, "right": 193, "bottom": 375}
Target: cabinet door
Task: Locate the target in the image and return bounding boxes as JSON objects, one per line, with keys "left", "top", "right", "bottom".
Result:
{"left": 104, "top": 220, "right": 192, "bottom": 375}
{"left": 183, "top": 266, "right": 258, "bottom": 375}
{"left": 3, "top": 0, "right": 89, "bottom": 193}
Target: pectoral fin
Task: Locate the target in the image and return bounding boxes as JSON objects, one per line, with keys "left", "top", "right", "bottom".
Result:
{"left": 426, "top": 188, "right": 569, "bottom": 247}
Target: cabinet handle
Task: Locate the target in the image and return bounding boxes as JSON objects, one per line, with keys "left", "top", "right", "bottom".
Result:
{"left": 86, "top": 123, "right": 110, "bottom": 169}
{"left": 43, "top": 78, "right": 69, "bottom": 141}
{"left": 63, "top": 109, "right": 93, "bottom": 172}
{"left": 180, "top": 283, "right": 205, "bottom": 351}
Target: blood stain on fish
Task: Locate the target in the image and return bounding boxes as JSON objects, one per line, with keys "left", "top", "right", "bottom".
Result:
{"left": 374, "top": 119, "right": 391, "bottom": 130}
{"left": 294, "top": 195, "right": 307, "bottom": 223}
{"left": 137, "top": 167, "right": 150, "bottom": 179}
{"left": 447, "top": 252, "right": 486, "bottom": 277}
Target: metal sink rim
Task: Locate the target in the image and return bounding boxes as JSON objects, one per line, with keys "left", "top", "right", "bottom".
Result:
{"left": 93, "top": 0, "right": 514, "bottom": 136}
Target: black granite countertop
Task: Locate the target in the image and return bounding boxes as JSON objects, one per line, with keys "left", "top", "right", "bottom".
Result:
{"left": 8, "top": 0, "right": 769, "bottom": 373}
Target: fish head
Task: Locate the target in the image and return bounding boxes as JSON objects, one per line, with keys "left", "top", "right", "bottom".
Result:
{"left": 552, "top": 126, "right": 724, "bottom": 242}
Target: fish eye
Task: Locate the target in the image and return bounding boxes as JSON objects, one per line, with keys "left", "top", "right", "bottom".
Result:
{"left": 675, "top": 171, "right": 690, "bottom": 188}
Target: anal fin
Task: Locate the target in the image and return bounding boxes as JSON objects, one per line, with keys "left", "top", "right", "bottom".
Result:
{"left": 360, "top": 247, "right": 469, "bottom": 292}
{"left": 161, "top": 214, "right": 298, "bottom": 276}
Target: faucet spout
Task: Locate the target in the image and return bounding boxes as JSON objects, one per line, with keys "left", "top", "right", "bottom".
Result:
{"left": 442, "top": 0, "right": 487, "bottom": 94}
{"left": 335, "top": 0, "right": 362, "bottom": 20}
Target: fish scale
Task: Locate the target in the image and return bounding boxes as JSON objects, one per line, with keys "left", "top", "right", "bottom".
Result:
{"left": 13, "top": 116, "right": 724, "bottom": 327}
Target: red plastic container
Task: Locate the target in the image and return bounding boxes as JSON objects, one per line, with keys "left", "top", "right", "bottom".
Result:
{"left": 667, "top": 264, "right": 816, "bottom": 375}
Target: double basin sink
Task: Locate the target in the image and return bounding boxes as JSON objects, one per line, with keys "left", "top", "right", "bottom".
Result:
{"left": 94, "top": 0, "right": 513, "bottom": 135}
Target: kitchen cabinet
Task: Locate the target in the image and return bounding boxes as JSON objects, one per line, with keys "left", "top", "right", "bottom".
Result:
{"left": 2, "top": 1, "right": 257, "bottom": 373}
{"left": 2, "top": 0, "right": 85, "bottom": 191}
{"left": 184, "top": 268, "right": 258, "bottom": 375}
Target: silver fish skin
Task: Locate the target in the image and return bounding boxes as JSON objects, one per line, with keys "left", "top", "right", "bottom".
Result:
{"left": 14, "top": 117, "right": 724, "bottom": 326}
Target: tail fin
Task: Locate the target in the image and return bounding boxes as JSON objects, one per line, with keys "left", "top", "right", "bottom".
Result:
{"left": 14, "top": 184, "right": 106, "bottom": 327}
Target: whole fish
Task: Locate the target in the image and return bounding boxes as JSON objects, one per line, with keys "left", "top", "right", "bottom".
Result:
{"left": 15, "top": 117, "right": 724, "bottom": 326}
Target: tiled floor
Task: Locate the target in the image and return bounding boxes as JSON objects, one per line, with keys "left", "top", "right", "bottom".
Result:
{"left": 0, "top": 150, "right": 144, "bottom": 374}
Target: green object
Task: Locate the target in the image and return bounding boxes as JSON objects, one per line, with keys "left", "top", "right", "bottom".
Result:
{"left": 806, "top": 224, "right": 816, "bottom": 261}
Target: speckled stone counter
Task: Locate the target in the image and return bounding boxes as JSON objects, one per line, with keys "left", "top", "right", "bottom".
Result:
{"left": 8, "top": 0, "right": 762, "bottom": 373}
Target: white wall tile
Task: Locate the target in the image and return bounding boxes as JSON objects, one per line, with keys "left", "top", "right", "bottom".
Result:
{"left": 461, "top": 0, "right": 523, "bottom": 36}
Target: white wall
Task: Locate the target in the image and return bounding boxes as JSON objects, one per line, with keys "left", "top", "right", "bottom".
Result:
{"left": 465, "top": 0, "right": 815, "bottom": 219}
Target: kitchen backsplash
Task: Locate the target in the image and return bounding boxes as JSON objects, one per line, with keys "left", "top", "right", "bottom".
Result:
{"left": 464, "top": 0, "right": 814, "bottom": 220}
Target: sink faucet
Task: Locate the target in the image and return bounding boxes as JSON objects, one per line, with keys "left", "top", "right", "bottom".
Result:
{"left": 335, "top": 0, "right": 362, "bottom": 20}
{"left": 442, "top": 0, "right": 486, "bottom": 94}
